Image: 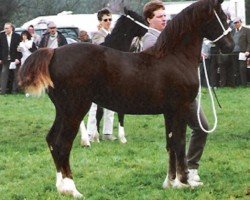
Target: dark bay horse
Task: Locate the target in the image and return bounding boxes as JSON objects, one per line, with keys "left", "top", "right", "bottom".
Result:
{"left": 79, "top": 8, "right": 147, "bottom": 146}
{"left": 19, "top": 0, "right": 234, "bottom": 198}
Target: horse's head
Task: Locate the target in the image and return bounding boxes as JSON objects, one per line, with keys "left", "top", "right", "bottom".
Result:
{"left": 201, "top": 0, "right": 234, "bottom": 53}
{"left": 123, "top": 7, "right": 148, "bottom": 38}
{"left": 104, "top": 8, "right": 147, "bottom": 51}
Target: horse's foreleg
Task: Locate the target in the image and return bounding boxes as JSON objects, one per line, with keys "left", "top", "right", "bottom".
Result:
{"left": 87, "top": 103, "right": 100, "bottom": 142}
{"left": 163, "top": 114, "right": 176, "bottom": 188}
{"left": 172, "top": 111, "right": 189, "bottom": 188}
{"left": 80, "top": 121, "right": 91, "bottom": 147}
{"left": 118, "top": 113, "right": 127, "bottom": 143}
{"left": 96, "top": 105, "right": 103, "bottom": 134}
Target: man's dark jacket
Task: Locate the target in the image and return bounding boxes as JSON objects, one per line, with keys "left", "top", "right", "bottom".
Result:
{"left": 39, "top": 31, "right": 67, "bottom": 48}
{"left": 0, "top": 32, "right": 22, "bottom": 63}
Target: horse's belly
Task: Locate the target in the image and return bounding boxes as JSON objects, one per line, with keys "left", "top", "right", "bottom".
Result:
{"left": 94, "top": 94, "right": 176, "bottom": 115}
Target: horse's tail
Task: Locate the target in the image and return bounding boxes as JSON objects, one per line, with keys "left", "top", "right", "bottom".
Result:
{"left": 18, "top": 48, "right": 54, "bottom": 96}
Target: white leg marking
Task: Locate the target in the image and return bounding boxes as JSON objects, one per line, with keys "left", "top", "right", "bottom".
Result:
{"left": 172, "top": 178, "right": 189, "bottom": 188}
{"left": 80, "top": 121, "right": 91, "bottom": 147}
{"left": 187, "top": 173, "right": 204, "bottom": 188}
{"left": 162, "top": 174, "right": 174, "bottom": 189}
{"left": 56, "top": 172, "right": 63, "bottom": 189}
{"left": 90, "top": 131, "right": 100, "bottom": 143}
{"left": 118, "top": 123, "right": 127, "bottom": 144}
{"left": 56, "top": 172, "right": 83, "bottom": 198}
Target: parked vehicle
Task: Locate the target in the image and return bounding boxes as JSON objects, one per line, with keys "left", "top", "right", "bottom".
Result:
{"left": 21, "top": 11, "right": 120, "bottom": 38}
{"left": 15, "top": 26, "right": 78, "bottom": 44}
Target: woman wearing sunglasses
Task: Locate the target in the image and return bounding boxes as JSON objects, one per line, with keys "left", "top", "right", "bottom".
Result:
{"left": 86, "top": 8, "right": 116, "bottom": 141}
{"left": 91, "top": 8, "right": 113, "bottom": 45}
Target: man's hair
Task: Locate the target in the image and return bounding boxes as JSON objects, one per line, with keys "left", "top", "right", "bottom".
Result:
{"left": 143, "top": 0, "right": 165, "bottom": 20}
{"left": 97, "top": 8, "right": 111, "bottom": 21}
{"left": 4, "top": 22, "right": 14, "bottom": 31}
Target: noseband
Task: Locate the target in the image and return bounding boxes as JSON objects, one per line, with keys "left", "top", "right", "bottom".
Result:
{"left": 211, "top": 10, "right": 232, "bottom": 43}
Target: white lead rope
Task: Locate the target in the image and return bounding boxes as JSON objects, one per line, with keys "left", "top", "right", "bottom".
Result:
{"left": 197, "top": 56, "right": 218, "bottom": 133}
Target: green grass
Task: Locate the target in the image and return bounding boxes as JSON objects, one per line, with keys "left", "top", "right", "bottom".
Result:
{"left": 0, "top": 88, "right": 249, "bottom": 200}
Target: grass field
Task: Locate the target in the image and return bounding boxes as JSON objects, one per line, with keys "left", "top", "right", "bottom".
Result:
{"left": 0, "top": 88, "right": 249, "bottom": 200}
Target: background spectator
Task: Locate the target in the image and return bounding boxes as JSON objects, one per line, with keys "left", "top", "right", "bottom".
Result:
{"left": 78, "top": 30, "right": 91, "bottom": 43}
{"left": 39, "top": 21, "right": 67, "bottom": 48}
{"left": 87, "top": 8, "right": 116, "bottom": 141}
{"left": 27, "top": 25, "right": 41, "bottom": 47}
{"left": 230, "top": 17, "right": 250, "bottom": 86}
{"left": 0, "top": 22, "right": 21, "bottom": 94}
{"left": 17, "top": 30, "right": 37, "bottom": 67}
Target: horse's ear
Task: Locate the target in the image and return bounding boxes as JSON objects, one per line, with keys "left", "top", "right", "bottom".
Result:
{"left": 124, "top": 7, "right": 128, "bottom": 15}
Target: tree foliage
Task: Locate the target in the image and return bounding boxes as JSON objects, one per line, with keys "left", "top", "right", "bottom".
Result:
{"left": 0, "top": 0, "right": 19, "bottom": 28}
{"left": 2, "top": 0, "right": 150, "bottom": 28}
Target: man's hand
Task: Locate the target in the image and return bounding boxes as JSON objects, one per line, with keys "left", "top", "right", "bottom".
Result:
{"left": 15, "top": 59, "right": 20, "bottom": 65}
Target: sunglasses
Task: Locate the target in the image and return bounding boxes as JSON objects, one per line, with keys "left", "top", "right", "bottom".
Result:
{"left": 49, "top": 27, "right": 56, "bottom": 29}
{"left": 102, "top": 18, "right": 112, "bottom": 22}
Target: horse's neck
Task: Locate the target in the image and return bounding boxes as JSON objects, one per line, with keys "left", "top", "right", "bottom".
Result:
{"left": 104, "top": 34, "right": 133, "bottom": 51}
{"left": 152, "top": 31, "right": 203, "bottom": 65}
{"left": 179, "top": 35, "right": 203, "bottom": 63}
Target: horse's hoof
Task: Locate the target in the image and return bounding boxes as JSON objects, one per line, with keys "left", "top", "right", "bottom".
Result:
{"left": 90, "top": 132, "right": 100, "bottom": 143}
{"left": 163, "top": 178, "right": 174, "bottom": 189}
{"left": 162, "top": 174, "right": 175, "bottom": 189}
{"left": 80, "top": 140, "right": 91, "bottom": 147}
{"left": 172, "top": 178, "right": 189, "bottom": 188}
{"left": 57, "top": 177, "right": 84, "bottom": 198}
{"left": 119, "top": 136, "right": 127, "bottom": 144}
{"left": 73, "top": 190, "right": 84, "bottom": 198}
{"left": 187, "top": 179, "right": 204, "bottom": 188}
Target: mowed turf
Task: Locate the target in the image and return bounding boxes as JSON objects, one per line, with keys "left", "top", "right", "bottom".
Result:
{"left": 0, "top": 87, "right": 249, "bottom": 200}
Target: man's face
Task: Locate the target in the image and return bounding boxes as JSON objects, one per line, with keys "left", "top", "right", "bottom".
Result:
{"left": 147, "top": 8, "right": 167, "bottom": 31}
{"left": 28, "top": 27, "right": 35, "bottom": 34}
{"left": 100, "top": 14, "right": 112, "bottom": 31}
{"left": 4, "top": 24, "right": 12, "bottom": 35}
{"left": 79, "top": 32, "right": 88, "bottom": 41}
{"left": 234, "top": 21, "right": 241, "bottom": 29}
{"left": 48, "top": 27, "right": 57, "bottom": 35}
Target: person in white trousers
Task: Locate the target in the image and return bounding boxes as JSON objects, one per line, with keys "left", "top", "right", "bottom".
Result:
{"left": 87, "top": 8, "right": 116, "bottom": 141}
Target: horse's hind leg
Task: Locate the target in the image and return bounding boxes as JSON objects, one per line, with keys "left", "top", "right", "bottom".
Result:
{"left": 118, "top": 113, "right": 127, "bottom": 143}
{"left": 96, "top": 105, "right": 103, "bottom": 134}
{"left": 46, "top": 98, "right": 91, "bottom": 198}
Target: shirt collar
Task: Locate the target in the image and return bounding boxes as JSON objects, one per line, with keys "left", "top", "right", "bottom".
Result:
{"left": 101, "top": 28, "right": 111, "bottom": 35}
{"left": 148, "top": 27, "right": 161, "bottom": 34}
{"left": 6, "top": 31, "right": 13, "bottom": 37}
